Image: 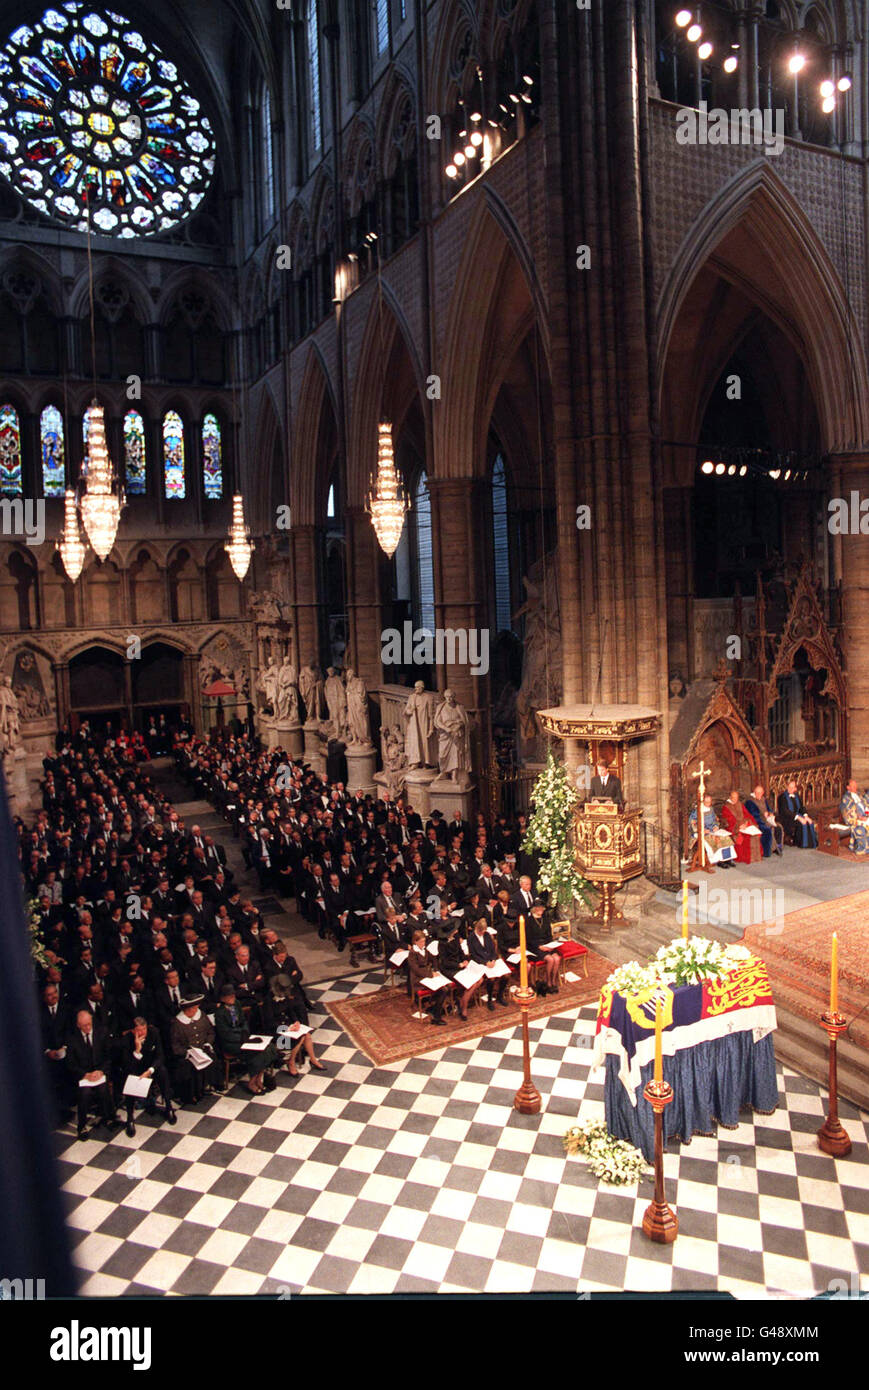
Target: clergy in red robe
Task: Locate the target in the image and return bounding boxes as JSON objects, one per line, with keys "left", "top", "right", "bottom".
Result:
{"left": 721, "top": 789, "right": 763, "bottom": 865}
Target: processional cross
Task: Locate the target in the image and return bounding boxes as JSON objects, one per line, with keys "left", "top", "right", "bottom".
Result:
{"left": 691, "top": 760, "right": 712, "bottom": 870}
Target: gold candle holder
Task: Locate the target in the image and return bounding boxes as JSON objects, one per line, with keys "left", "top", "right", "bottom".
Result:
{"left": 512, "top": 984, "right": 542, "bottom": 1114}
{"left": 817, "top": 1011, "right": 852, "bottom": 1157}
{"left": 641, "top": 1079, "right": 678, "bottom": 1243}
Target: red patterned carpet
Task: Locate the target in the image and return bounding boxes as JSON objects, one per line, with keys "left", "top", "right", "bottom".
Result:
{"left": 326, "top": 949, "right": 615, "bottom": 1065}
{"left": 743, "top": 891, "right": 869, "bottom": 1047}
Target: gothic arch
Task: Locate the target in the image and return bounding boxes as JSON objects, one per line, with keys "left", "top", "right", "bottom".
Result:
{"left": 657, "top": 162, "right": 869, "bottom": 455}
{"left": 292, "top": 344, "right": 338, "bottom": 525}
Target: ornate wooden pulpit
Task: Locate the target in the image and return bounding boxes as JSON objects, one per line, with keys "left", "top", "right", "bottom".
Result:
{"left": 537, "top": 704, "right": 661, "bottom": 930}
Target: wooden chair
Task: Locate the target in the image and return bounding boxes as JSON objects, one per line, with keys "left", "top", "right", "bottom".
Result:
{"left": 348, "top": 931, "right": 379, "bottom": 968}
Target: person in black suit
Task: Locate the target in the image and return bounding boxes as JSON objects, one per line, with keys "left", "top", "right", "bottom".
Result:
{"left": 438, "top": 920, "right": 479, "bottom": 1021}
{"left": 118, "top": 1019, "right": 176, "bottom": 1136}
{"left": 114, "top": 974, "right": 157, "bottom": 1033}
{"left": 468, "top": 916, "right": 509, "bottom": 1010}
{"left": 527, "top": 899, "right": 561, "bottom": 994}
{"left": 66, "top": 1010, "right": 122, "bottom": 1139}
{"left": 214, "top": 985, "right": 279, "bottom": 1095}
{"left": 588, "top": 761, "right": 624, "bottom": 807}
{"left": 776, "top": 779, "right": 818, "bottom": 849}
{"left": 39, "top": 983, "right": 73, "bottom": 1117}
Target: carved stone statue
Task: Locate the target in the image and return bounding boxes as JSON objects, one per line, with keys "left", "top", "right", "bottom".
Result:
{"left": 248, "top": 589, "right": 285, "bottom": 625}
{"left": 380, "top": 724, "right": 407, "bottom": 799}
{"left": 324, "top": 666, "right": 347, "bottom": 737}
{"left": 274, "top": 657, "right": 300, "bottom": 723}
{"left": 258, "top": 656, "right": 280, "bottom": 714}
{"left": 433, "top": 689, "right": 471, "bottom": 782}
{"left": 403, "top": 681, "right": 435, "bottom": 768}
{"left": 514, "top": 551, "right": 562, "bottom": 757}
{"left": 0, "top": 675, "right": 21, "bottom": 756}
{"left": 345, "top": 667, "right": 371, "bottom": 746}
{"left": 298, "top": 661, "right": 323, "bottom": 723}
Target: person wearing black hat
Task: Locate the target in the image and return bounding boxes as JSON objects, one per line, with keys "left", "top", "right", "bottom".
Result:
{"left": 438, "top": 919, "right": 479, "bottom": 1021}
{"left": 527, "top": 898, "right": 561, "bottom": 994}
{"left": 265, "top": 973, "right": 327, "bottom": 1077}
{"left": 215, "top": 984, "right": 279, "bottom": 1094}
{"left": 169, "top": 989, "right": 220, "bottom": 1101}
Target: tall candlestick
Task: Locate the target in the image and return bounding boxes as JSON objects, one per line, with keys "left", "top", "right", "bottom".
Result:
{"left": 830, "top": 932, "right": 838, "bottom": 1014}
{"left": 518, "top": 914, "right": 528, "bottom": 991}
{"left": 682, "top": 879, "right": 689, "bottom": 939}
{"left": 654, "top": 994, "right": 663, "bottom": 1082}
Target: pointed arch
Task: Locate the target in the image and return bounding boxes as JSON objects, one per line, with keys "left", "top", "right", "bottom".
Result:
{"left": 292, "top": 344, "right": 339, "bottom": 525}
{"left": 656, "top": 162, "right": 869, "bottom": 453}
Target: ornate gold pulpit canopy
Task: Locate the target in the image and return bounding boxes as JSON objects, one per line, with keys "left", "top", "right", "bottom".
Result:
{"left": 537, "top": 704, "right": 662, "bottom": 930}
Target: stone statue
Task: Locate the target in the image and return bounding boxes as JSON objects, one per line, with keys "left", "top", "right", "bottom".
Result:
{"left": 274, "top": 657, "right": 300, "bottom": 723}
{"left": 514, "top": 551, "right": 562, "bottom": 756}
{"left": 345, "top": 667, "right": 371, "bottom": 746}
{"left": 0, "top": 675, "right": 21, "bottom": 756}
{"left": 248, "top": 589, "right": 285, "bottom": 625}
{"left": 298, "top": 661, "right": 322, "bottom": 723}
{"left": 434, "top": 688, "right": 471, "bottom": 783}
{"left": 199, "top": 656, "right": 218, "bottom": 691}
{"left": 380, "top": 725, "right": 407, "bottom": 799}
{"left": 258, "top": 656, "right": 280, "bottom": 714}
{"left": 324, "top": 666, "right": 347, "bottom": 737}
{"left": 403, "top": 680, "right": 435, "bottom": 768}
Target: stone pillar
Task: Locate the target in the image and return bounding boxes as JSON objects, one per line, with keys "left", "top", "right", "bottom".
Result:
{"left": 345, "top": 506, "right": 382, "bottom": 689}
{"left": 291, "top": 525, "right": 320, "bottom": 670}
{"left": 832, "top": 452, "right": 869, "bottom": 783}
{"left": 182, "top": 653, "right": 201, "bottom": 733}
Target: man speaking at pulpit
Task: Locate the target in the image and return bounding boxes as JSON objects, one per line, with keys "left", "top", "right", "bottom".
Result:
{"left": 588, "top": 760, "right": 624, "bottom": 808}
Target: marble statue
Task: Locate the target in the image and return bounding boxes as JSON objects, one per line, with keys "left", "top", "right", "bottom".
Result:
{"left": 324, "top": 666, "right": 348, "bottom": 737}
{"left": 381, "top": 725, "right": 407, "bottom": 799}
{"left": 274, "top": 657, "right": 300, "bottom": 723}
{"left": 258, "top": 656, "right": 280, "bottom": 714}
{"left": 298, "top": 661, "right": 322, "bottom": 723}
{"left": 403, "top": 680, "right": 435, "bottom": 768}
{"left": 434, "top": 689, "right": 471, "bottom": 782}
{"left": 0, "top": 675, "right": 21, "bottom": 755}
{"left": 345, "top": 667, "right": 371, "bottom": 746}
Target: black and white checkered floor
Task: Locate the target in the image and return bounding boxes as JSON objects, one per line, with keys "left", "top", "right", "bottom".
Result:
{"left": 57, "top": 971, "right": 869, "bottom": 1297}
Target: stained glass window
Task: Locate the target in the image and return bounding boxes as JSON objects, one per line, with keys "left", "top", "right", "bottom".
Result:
{"left": 0, "top": 404, "right": 22, "bottom": 494}
{"left": 375, "top": 0, "right": 389, "bottom": 54}
{"left": 492, "top": 453, "right": 512, "bottom": 633}
{"left": 201, "top": 411, "right": 221, "bottom": 500}
{"left": 307, "top": 1, "right": 321, "bottom": 152}
{"left": 123, "top": 407, "right": 145, "bottom": 494}
{"left": 414, "top": 471, "right": 435, "bottom": 633}
{"left": 0, "top": 4, "right": 216, "bottom": 238}
{"left": 40, "top": 403, "right": 65, "bottom": 495}
{"left": 162, "top": 408, "right": 184, "bottom": 499}
{"left": 261, "top": 88, "right": 274, "bottom": 221}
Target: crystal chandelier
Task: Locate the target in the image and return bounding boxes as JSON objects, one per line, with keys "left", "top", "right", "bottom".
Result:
{"left": 79, "top": 399, "right": 124, "bottom": 561}
{"left": 57, "top": 489, "right": 86, "bottom": 583}
{"left": 225, "top": 493, "right": 253, "bottom": 580}
{"left": 366, "top": 421, "right": 409, "bottom": 557}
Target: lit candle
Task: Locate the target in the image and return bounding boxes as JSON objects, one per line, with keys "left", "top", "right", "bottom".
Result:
{"left": 654, "top": 994, "right": 663, "bottom": 1083}
{"left": 519, "top": 913, "right": 528, "bottom": 992}
{"left": 831, "top": 932, "right": 838, "bottom": 1014}
{"left": 682, "top": 879, "right": 689, "bottom": 940}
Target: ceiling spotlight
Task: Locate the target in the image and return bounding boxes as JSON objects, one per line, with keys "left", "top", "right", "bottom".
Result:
{"left": 769, "top": 469, "right": 781, "bottom": 480}
{"left": 470, "top": 111, "right": 482, "bottom": 121}
{"left": 459, "top": 129, "right": 467, "bottom": 139}
{"left": 454, "top": 151, "right": 465, "bottom": 165}
{"left": 675, "top": 9, "right": 692, "bottom": 26}
{"left": 445, "top": 164, "right": 458, "bottom": 178}
{"left": 723, "top": 56, "right": 738, "bottom": 74}
{"left": 715, "top": 463, "right": 726, "bottom": 475}
{"left": 698, "top": 42, "right": 713, "bottom": 60}
{"left": 820, "top": 79, "right": 835, "bottom": 98}
{"left": 784, "top": 470, "right": 792, "bottom": 481}
{"left": 464, "top": 144, "right": 476, "bottom": 158}
{"left": 788, "top": 53, "right": 806, "bottom": 75}
{"left": 739, "top": 465, "right": 747, "bottom": 477}
{"left": 522, "top": 75, "right": 533, "bottom": 85}
{"left": 509, "top": 93, "right": 520, "bottom": 104}
{"left": 470, "top": 130, "right": 483, "bottom": 146}
{"left": 520, "top": 93, "right": 532, "bottom": 103}
{"left": 687, "top": 24, "right": 702, "bottom": 42}
{"left": 838, "top": 75, "right": 852, "bottom": 92}
{"left": 822, "top": 95, "right": 836, "bottom": 114}
{"left": 727, "top": 465, "right": 736, "bottom": 476}
{"left": 701, "top": 460, "right": 714, "bottom": 474}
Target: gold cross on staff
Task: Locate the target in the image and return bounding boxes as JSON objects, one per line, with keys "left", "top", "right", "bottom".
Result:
{"left": 691, "top": 760, "right": 712, "bottom": 869}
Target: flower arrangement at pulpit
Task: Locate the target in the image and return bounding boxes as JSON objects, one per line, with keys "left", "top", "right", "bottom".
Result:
{"left": 523, "top": 749, "right": 591, "bottom": 911}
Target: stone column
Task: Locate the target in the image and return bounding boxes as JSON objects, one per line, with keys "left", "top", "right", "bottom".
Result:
{"left": 832, "top": 452, "right": 869, "bottom": 782}
{"left": 345, "top": 506, "right": 382, "bottom": 689}
{"left": 291, "top": 524, "right": 320, "bottom": 669}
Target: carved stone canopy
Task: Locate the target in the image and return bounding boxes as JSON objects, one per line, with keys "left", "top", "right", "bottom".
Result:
{"left": 536, "top": 705, "right": 661, "bottom": 742}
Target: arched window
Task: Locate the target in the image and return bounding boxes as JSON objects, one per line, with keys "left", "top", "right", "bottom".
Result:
{"left": 123, "top": 409, "right": 147, "bottom": 495}
{"left": 414, "top": 471, "right": 435, "bottom": 632}
{"left": 326, "top": 482, "right": 335, "bottom": 518}
{"left": 202, "top": 412, "right": 222, "bottom": 500}
{"left": 307, "top": 1, "right": 322, "bottom": 154}
{"left": 162, "top": 410, "right": 185, "bottom": 499}
{"left": 492, "top": 453, "right": 512, "bottom": 633}
{"left": 40, "top": 404, "right": 65, "bottom": 497}
{"left": 0, "top": 405, "right": 22, "bottom": 495}
{"left": 261, "top": 88, "right": 275, "bottom": 222}
{"left": 375, "top": 0, "right": 389, "bottom": 55}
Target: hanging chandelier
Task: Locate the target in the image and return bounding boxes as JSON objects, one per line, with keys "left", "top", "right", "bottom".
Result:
{"left": 57, "top": 488, "right": 86, "bottom": 583}
{"left": 225, "top": 493, "right": 253, "bottom": 580}
{"left": 79, "top": 399, "right": 124, "bottom": 561}
{"left": 366, "top": 420, "right": 409, "bottom": 558}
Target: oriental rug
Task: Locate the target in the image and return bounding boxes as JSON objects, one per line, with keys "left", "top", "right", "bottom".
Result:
{"left": 742, "top": 889, "right": 869, "bottom": 1047}
{"left": 325, "top": 948, "right": 615, "bottom": 1065}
